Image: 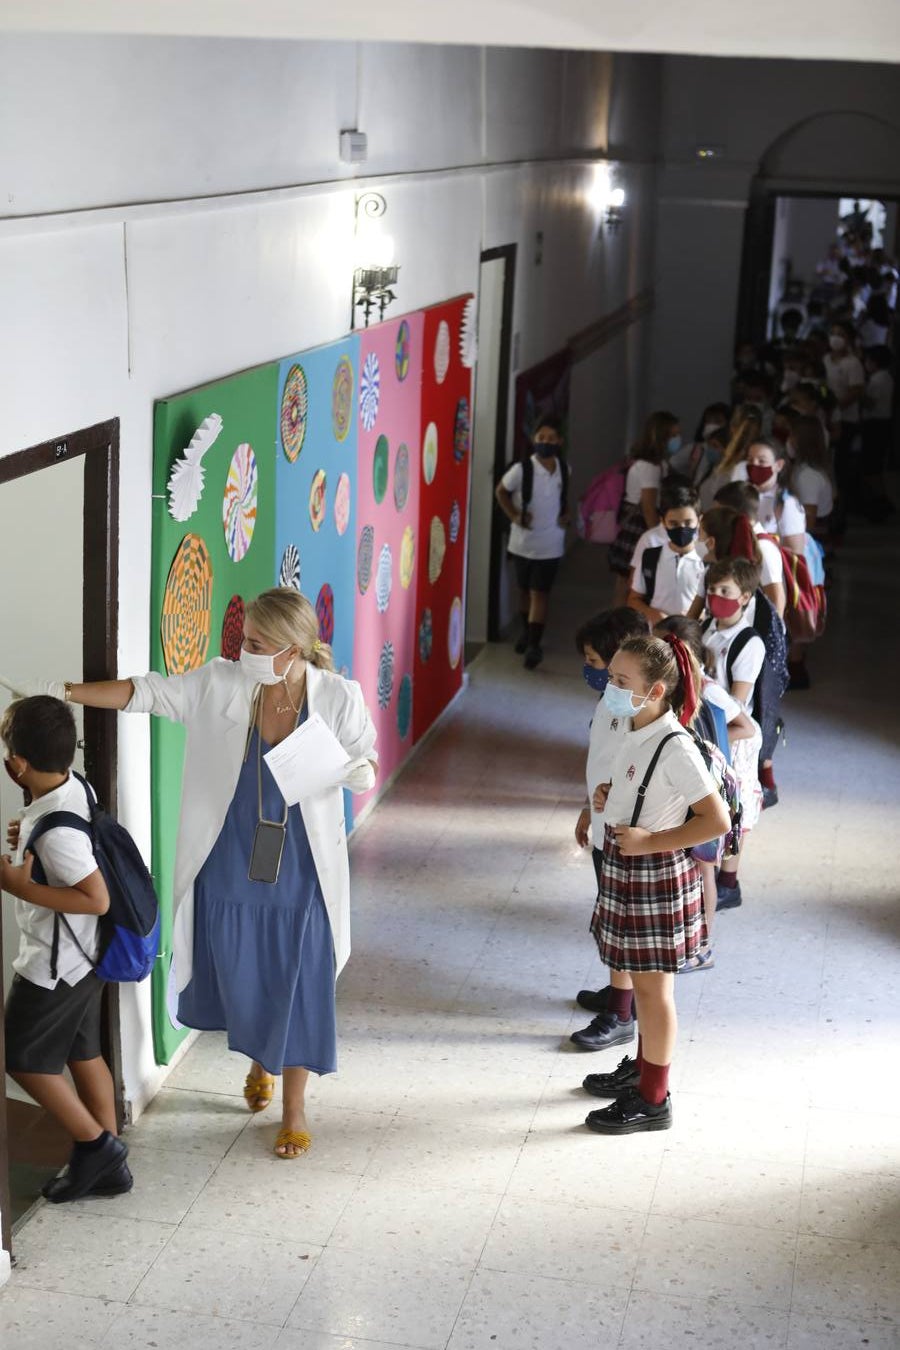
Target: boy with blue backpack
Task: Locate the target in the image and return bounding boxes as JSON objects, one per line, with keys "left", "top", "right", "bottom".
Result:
{"left": 1, "top": 695, "right": 133, "bottom": 1202}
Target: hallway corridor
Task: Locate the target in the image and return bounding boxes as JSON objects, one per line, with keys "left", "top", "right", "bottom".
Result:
{"left": 2, "top": 529, "right": 900, "bottom": 1350}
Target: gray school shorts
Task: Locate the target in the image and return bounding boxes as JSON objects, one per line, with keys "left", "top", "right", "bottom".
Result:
{"left": 4, "top": 970, "right": 105, "bottom": 1074}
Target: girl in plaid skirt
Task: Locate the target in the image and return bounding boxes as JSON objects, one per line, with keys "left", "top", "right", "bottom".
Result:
{"left": 582, "top": 635, "right": 730, "bottom": 1135}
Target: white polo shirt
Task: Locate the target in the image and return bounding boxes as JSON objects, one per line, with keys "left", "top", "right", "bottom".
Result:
{"left": 14, "top": 774, "right": 100, "bottom": 990}
{"left": 586, "top": 699, "right": 631, "bottom": 841}
{"left": 623, "top": 459, "right": 662, "bottom": 507}
{"left": 501, "top": 456, "right": 566, "bottom": 560}
{"left": 631, "top": 543, "right": 705, "bottom": 615}
{"left": 792, "top": 464, "right": 833, "bottom": 520}
{"left": 824, "top": 352, "right": 865, "bottom": 423}
{"left": 730, "top": 464, "right": 806, "bottom": 537}
{"left": 701, "top": 674, "right": 742, "bottom": 726}
{"left": 630, "top": 524, "right": 667, "bottom": 575}
{"left": 604, "top": 710, "right": 716, "bottom": 834}
{"left": 702, "top": 617, "right": 765, "bottom": 712}
{"left": 753, "top": 527, "right": 785, "bottom": 589}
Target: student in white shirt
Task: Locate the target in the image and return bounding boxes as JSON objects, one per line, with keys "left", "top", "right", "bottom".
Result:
{"left": 571, "top": 608, "right": 650, "bottom": 1048}
{"left": 580, "top": 635, "right": 728, "bottom": 1135}
{"left": 702, "top": 558, "right": 766, "bottom": 717}
{"left": 608, "top": 411, "right": 680, "bottom": 604}
{"left": 700, "top": 403, "right": 763, "bottom": 512}
{"left": 0, "top": 696, "right": 130, "bottom": 1204}
{"left": 733, "top": 440, "right": 806, "bottom": 552}
{"left": 786, "top": 414, "right": 834, "bottom": 536}
{"left": 704, "top": 492, "right": 785, "bottom": 618}
{"left": 628, "top": 482, "right": 706, "bottom": 624}
{"left": 824, "top": 320, "right": 865, "bottom": 510}
{"left": 862, "top": 344, "right": 896, "bottom": 516}
{"left": 496, "top": 417, "right": 569, "bottom": 669}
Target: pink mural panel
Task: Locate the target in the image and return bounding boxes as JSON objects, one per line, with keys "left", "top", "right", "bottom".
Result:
{"left": 353, "top": 312, "right": 425, "bottom": 801}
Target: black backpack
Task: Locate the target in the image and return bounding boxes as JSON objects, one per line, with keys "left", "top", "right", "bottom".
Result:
{"left": 25, "top": 772, "right": 160, "bottom": 984}
{"left": 519, "top": 453, "right": 570, "bottom": 517}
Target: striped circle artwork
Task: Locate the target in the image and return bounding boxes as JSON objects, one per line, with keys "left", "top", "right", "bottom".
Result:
{"left": 161, "top": 533, "right": 213, "bottom": 675}
{"left": 377, "top": 641, "right": 395, "bottom": 710}
{"left": 315, "top": 583, "right": 335, "bottom": 646}
{"left": 393, "top": 442, "right": 410, "bottom": 511}
{"left": 395, "top": 319, "right": 411, "bottom": 382}
{"left": 222, "top": 443, "right": 258, "bottom": 562}
{"left": 357, "top": 524, "right": 375, "bottom": 594}
{"left": 397, "top": 673, "right": 413, "bottom": 739}
{"left": 309, "top": 469, "right": 327, "bottom": 532}
{"left": 360, "top": 351, "right": 381, "bottom": 431}
{"left": 280, "top": 364, "right": 308, "bottom": 462}
{"left": 375, "top": 543, "right": 393, "bottom": 614}
{"left": 449, "top": 499, "right": 461, "bottom": 544}
{"left": 332, "top": 355, "right": 354, "bottom": 443}
{"left": 279, "top": 544, "right": 301, "bottom": 591}
{"left": 334, "top": 472, "right": 351, "bottom": 536}
{"left": 220, "top": 594, "right": 244, "bottom": 661}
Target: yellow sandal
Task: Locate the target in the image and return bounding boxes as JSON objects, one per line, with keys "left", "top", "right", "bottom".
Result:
{"left": 274, "top": 1128, "right": 312, "bottom": 1159}
{"left": 243, "top": 1072, "right": 276, "bottom": 1113}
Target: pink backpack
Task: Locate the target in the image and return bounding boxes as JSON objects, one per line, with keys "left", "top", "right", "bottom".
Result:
{"left": 577, "top": 464, "right": 626, "bottom": 543}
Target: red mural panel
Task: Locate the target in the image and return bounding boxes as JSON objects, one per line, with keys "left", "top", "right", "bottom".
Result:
{"left": 413, "top": 294, "right": 475, "bottom": 741}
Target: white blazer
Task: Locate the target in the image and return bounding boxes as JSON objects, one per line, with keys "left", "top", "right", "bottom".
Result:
{"left": 126, "top": 659, "right": 377, "bottom": 992}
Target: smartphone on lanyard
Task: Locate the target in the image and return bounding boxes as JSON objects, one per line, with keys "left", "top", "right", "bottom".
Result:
{"left": 248, "top": 819, "right": 286, "bottom": 884}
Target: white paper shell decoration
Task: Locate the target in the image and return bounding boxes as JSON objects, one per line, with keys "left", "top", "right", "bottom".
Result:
{"left": 434, "top": 320, "right": 451, "bottom": 384}
{"left": 167, "top": 414, "right": 223, "bottom": 522}
{"left": 459, "top": 297, "right": 477, "bottom": 368}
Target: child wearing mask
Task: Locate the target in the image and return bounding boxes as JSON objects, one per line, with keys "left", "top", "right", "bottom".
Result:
{"left": 786, "top": 414, "right": 834, "bottom": 538}
{"left": 627, "top": 482, "right": 706, "bottom": 624}
{"left": 580, "top": 636, "right": 729, "bottom": 1133}
{"left": 700, "top": 404, "right": 763, "bottom": 512}
{"left": 728, "top": 440, "right": 807, "bottom": 552}
{"left": 608, "top": 411, "right": 680, "bottom": 604}
{"left": 496, "top": 416, "right": 570, "bottom": 669}
{"left": 571, "top": 608, "right": 650, "bottom": 1049}
{"left": 705, "top": 493, "right": 786, "bottom": 618}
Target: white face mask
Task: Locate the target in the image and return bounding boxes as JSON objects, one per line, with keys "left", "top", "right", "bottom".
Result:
{"left": 239, "top": 645, "right": 293, "bottom": 685}
{"left": 701, "top": 422, "right": 721, "bottom": 439}
{"left": 829, "top": 335, "right": 846, "bottom": 353}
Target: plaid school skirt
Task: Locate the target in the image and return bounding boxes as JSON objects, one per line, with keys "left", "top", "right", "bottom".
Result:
{"left": 590, "top": 825, "right": 706, "bottom": 973}
{"left": 608, "top": 504, "right": 646, "bottom": 577}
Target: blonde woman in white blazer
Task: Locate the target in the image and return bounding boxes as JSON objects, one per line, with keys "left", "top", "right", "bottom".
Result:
{"left": 58, "top": 589, "right": 377, "bottom": 1158}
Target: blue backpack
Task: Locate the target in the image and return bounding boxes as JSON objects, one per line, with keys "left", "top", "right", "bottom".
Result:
{"left": 25, "top": 772, "right": 160, "bottom": 983}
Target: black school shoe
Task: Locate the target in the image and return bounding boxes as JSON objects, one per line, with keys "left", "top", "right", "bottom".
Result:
{"left": 575, "top": 985, "right": 611, "bottom": 1013}
{"left": 585, "top": 1086, "right": 672, "bottom": 1134}
{"left": 523, "top": 645, "right": 543, "bottom": 670}
{"left": 761, "top": 785, "right": 779, "bottom": 810}
{"left": 570, "top": 1012, "right": 635, "bottom": 1051}
{"left": 42, "top": 1132, "right": 129, "bottom": 1204}
{"left": 583, "top": 1055, "right": 640, "bottom": 1098}
{"left": 715, "top": 878, "right": 742, "bottom": 911}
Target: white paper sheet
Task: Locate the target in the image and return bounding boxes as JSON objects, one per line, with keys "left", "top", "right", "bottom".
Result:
{"left": 263, "top": 711, "right": 351, "bottom": 804}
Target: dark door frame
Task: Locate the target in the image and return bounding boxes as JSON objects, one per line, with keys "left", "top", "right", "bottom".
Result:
{"left": 480, "top": 243, "right": 517, "bottom": 642}
{"left": 0, "top": 418, "right": 121, "bottom": 1257}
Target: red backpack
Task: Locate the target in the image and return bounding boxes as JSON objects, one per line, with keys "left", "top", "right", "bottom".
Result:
{"left": 759, "top": 533, "right": 826, "bottom": 643}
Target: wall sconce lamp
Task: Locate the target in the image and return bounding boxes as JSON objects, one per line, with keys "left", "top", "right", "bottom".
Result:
{"left": 587, "top": 165, "right": 626, "bottom": 235}
{"left": 352, "top": 191, "right": 399, "bottom": 329}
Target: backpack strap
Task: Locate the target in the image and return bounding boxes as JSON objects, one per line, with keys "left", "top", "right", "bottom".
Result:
{"left": 558, "top": 456, "right": 570, "bottom": 514}
{"left": 640, "top": 546, "right": 662, "bottom": 603}
{"left": 724, "top": 627, "right": 755, "bottom": 689}
{"left": 520, "top": 455, "right": 534, "bottom": 511}
{"left": 23, "top": 810, "right": 97, "bottom": 982}
{"left": 629, "top": 732, "right": 683, "bottom": 828}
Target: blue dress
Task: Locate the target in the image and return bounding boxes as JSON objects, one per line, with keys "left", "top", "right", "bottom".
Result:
{"left": 178, "top": 710, "right": 337, "bottom": 1076}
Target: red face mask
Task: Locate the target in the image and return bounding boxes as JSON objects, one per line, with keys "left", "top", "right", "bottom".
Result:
{"left": 708, "top": 593, "right": 743, "bottom": 620}
{"left": 747, "top": 462, "right": 775, "bottom": 487}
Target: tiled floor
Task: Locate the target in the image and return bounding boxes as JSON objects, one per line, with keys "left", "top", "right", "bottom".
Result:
{"left": 2, "top": 526, "right": 900, "bottom": 1349}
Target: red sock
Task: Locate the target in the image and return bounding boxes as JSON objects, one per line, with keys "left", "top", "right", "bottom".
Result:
{"left": 759, "top": 763, "right": 776, "bottom": 790}
{"left": 607, "top": 987, "right": 634, "bottom": 1022}
{"left": 635, "top": 1036, "right": 643, "bottom": 1071}
{"left": 638, "top": 1059, "right": 670, "bottom": 1106}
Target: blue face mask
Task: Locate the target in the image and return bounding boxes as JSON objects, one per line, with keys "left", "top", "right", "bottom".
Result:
{"left": 583, "top": 664, "right": 609, "bottom": 693}
{"left": 667, "top": 435, "right": 683, "bottom": 456}
{"left": 603, "top": 682, "right": 651, "bottom": 719}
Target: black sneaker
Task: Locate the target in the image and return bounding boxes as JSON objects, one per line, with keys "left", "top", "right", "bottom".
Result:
{"left": 585, "top": 1086, "right": 672, "bottom": 1134}
{"left": 88, "top": 1161, "right": 134, "bottom": 1198}
{"left": 41, "top": 1133, "right": 129, "bottom": 1204}
{"left": 583, "top": 1055, "right": 640, "bottom": 1098}
{"left": 523, "top": 646, "right": 543, "bottom": 670}
{"left": 715, "top": 879, "right": 742, "bottom": 911}
{"left": 569, "top": 1012, "right": 635, "bottom": 1051}
{"left": 514, "top": 632, "right": 529, "bottom": 655}
{"left": 762, "top": 785, "right": 779, "bottom": 810}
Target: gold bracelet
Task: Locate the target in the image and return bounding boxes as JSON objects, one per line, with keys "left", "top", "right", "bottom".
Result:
{"left": 64, "top": 682, "right": 73, "bottom": 702}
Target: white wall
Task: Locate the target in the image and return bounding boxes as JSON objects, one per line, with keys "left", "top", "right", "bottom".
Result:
{"left": 0, "top": 34, "right": 658, "bottom": 1113}
{"left": 648, "top": 57, "right": 900, "bottom": 431}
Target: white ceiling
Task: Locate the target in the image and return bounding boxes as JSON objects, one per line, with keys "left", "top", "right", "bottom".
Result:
{"left": 4, "top": 0, "right": 900, "bottom": 65}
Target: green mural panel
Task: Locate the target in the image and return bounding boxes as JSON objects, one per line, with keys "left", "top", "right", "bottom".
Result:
{"left": 150, "top": 363, "right": 279, "bottom": 1063}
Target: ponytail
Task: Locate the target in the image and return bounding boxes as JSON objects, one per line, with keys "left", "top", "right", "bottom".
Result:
{"left": 618, "top": 635, "right": 702, "bottom": 728}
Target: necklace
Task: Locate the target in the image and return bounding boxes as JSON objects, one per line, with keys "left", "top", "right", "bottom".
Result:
{"left": 270, "top": 672, "right": 306, "bottom": 717}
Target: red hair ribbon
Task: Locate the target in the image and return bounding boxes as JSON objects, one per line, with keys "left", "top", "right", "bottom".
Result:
{"left": 729, "top": 513, "right": 757, "bottom": 561}
{"left": 661, "top": 633, "right": 699, "bottom": 727}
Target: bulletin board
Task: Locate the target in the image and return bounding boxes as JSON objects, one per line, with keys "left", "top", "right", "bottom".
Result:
{"left": 150, "top": 362, "right": 280, "bottom": 1063}
{"left": 149, "top": 297, "right": 472, "bottom": 1064}
{"left": 413, "top": 296, "right": 473, "bottom": 740}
